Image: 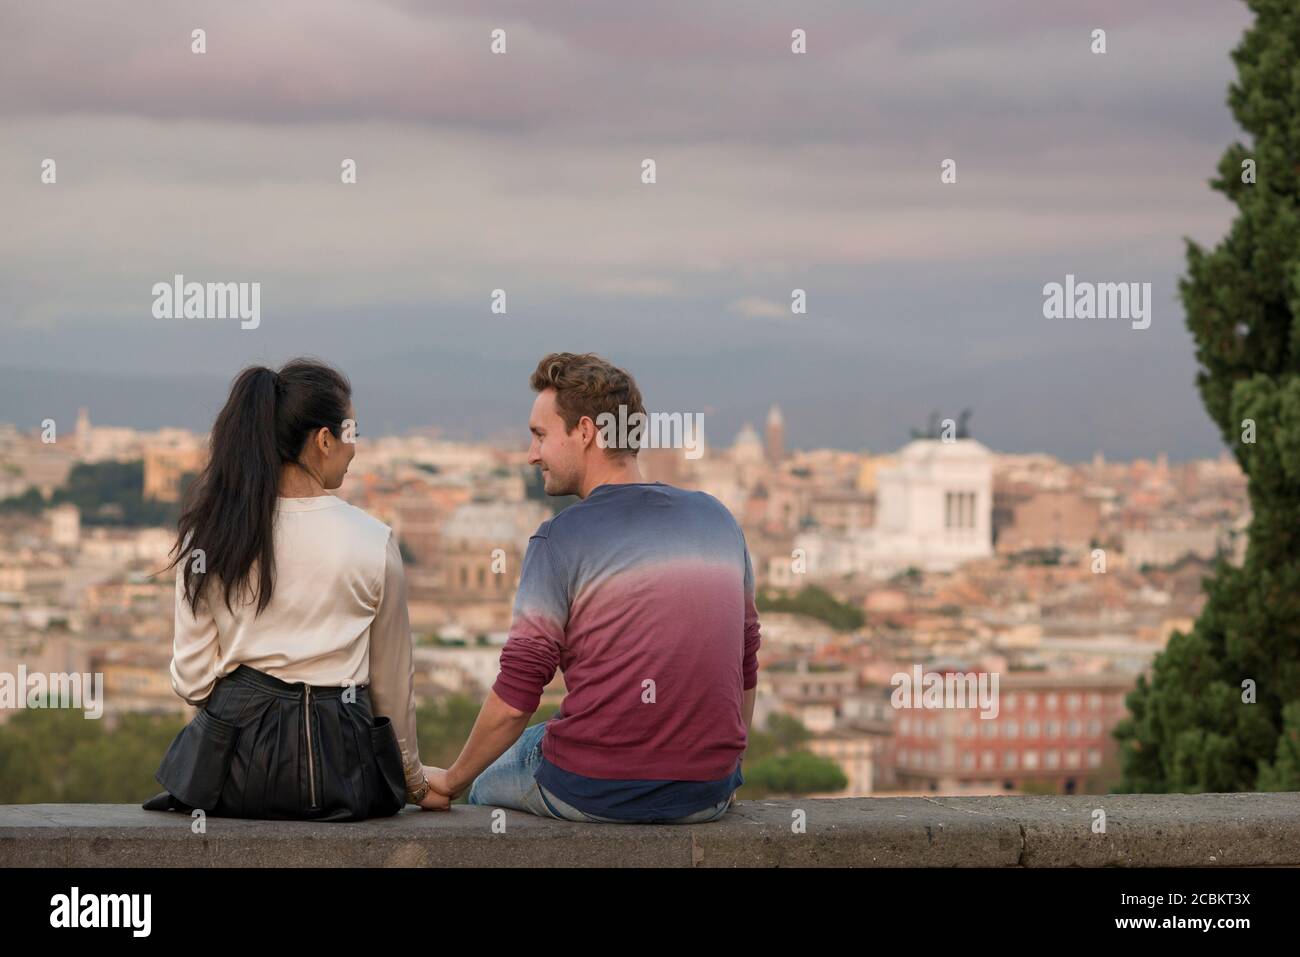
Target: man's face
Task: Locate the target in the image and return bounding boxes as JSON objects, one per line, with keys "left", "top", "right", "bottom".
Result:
{"left": 528, "top": 389, "right": 584, "bottom": 496}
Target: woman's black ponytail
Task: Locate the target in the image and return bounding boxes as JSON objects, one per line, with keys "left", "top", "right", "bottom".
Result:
{"left": 169, "top": 359, "right": 351, "bottom": 616}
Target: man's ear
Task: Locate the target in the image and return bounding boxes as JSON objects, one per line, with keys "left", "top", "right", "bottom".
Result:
{"left": 575, "top": 415, "right": 598, "bottom": 450}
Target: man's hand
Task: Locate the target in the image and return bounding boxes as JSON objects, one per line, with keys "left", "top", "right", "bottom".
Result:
{"left": 423, "top": 765, "right": 463, "bottom": 800}
{"left": 421, "top": 692, "right": 530, "bottom": 804}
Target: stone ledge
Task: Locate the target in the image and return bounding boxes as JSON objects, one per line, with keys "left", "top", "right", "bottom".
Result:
{"left": 2, "top": 793, "right": 1297, "bottom": 867}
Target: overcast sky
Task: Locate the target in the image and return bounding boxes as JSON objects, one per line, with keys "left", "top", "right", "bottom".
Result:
{"left": 0, "top": 0, "right": 1257, "bottom": 460}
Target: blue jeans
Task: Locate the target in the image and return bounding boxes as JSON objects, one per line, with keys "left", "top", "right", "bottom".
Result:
{"left": 466, "top": 721, "right": 735, "bottom": 824}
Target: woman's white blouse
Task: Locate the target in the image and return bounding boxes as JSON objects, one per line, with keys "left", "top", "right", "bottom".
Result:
{"left": 169, "top": 495, "right": 423, "bottom": 794}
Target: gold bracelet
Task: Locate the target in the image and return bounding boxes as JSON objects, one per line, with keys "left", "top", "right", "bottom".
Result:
{"left": 407, "top": 776, "right": 430, "bottom": 804}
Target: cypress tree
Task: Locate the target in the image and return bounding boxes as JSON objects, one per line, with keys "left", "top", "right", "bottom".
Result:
{"left": 1115, "top": 0, "right": 1300, "bottom": 792}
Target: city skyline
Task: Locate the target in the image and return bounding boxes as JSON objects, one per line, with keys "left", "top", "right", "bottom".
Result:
{"left": 0, "top": 388, "right": 1240, "bottom": 466}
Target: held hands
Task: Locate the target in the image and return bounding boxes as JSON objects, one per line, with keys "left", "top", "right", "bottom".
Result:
{"left": 422, "top": 765, "right": 463, "bottom": 801}
{"left": 416, "top": 767, "right": 452, "bottom": 811}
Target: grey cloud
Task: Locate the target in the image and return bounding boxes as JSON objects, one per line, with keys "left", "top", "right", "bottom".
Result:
{"left": 0, "top": 0, "right": 1255, "bottom": 462}
{"left": 0, "top": 0, "right": 1250, "bottom": 151}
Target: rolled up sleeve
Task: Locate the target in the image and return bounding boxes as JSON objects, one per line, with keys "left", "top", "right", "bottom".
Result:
{"left": 368, "top": 531, "right": 424, "bottom": 795}
{"left": 492, "top": 533, "right": 568, "bottom": 715}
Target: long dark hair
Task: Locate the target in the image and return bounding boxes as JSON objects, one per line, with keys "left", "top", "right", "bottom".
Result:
{"left": 168, "top": 359, "right": 352, "bottom": 616}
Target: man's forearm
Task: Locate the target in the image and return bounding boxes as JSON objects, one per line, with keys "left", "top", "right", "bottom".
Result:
{"left": 447, "top": 689, "right": 533, "bottom": 795}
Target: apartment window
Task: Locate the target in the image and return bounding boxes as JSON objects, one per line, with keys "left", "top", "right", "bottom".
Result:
{"left": 927, "top": 752, "right": 938, "bottom": 769}
{"left": 1024, "top": 693, "right": 1039, "bottom": 710}
{"left": 928, "top": 720, "right": 938, "bottom": 738}
{"left": 962, "top": 722, "right": 976, "bottom": 739}
{"left": 1087, "top": 719, "right": 1101, "bottom": 737}
{"left": 1002, "top": 751, "right": 1018, "bottom": 770}
{"left": 899, "top": 717, "right": 909, "bottom": 735}
{"left": 1066, "top": 750, "right": 1081, "bottom": 768}
{"left": 1087, "top": 694, "right": 1102, "bottom": 711}
{"left": 1045, "top": 750, "right": 1060, "bottom": 769}
{"left": 981, "top": 752, "right": 995, "bottom": 770}
{"left": 1024, "top": 751, "right": 1040, "bottom": 770}
{"left": 1025, "top": 720, "right": 1039, "bottom": 738}
{"left": 962, "top": 752, "right": 976, "bottom": 770}
{"left": 1088, "top": 750, "right": 1102, "bottom": 768}
{"left": 1066, "top": 720, "right": 1080, "bottom": 738}
{"left": 1066, "top": 694, "right": 1082, "bottom": 712}
{"left": 982, "top": 721, "right": 997, "bottom": 739}
{"left": 1046, "top": 720, "right": 1060, "bottom": 738}
{"left": 1004, "top": 720, "right": 1018, "bottom": 739}
{"left": 1045, "top": 693, "right": 1059, "bottom": 710}
{"left": 1005, "top": 693, "right": 1018, "bottom": 711}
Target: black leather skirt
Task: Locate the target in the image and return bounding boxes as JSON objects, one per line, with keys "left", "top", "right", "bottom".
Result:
{"left": 142, "top": 664, "right": 408, "bottom": 822}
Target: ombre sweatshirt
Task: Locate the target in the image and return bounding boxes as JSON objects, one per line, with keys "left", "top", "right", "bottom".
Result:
{"left": 492, "top": 482, "right": 762, "bottom": 781}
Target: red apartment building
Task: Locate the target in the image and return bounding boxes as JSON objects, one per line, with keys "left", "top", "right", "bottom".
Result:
{"left": 890, "top": 670, "right": 1134, "bottom": 794}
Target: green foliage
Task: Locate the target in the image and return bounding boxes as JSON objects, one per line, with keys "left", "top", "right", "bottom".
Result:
{"left": 765, "top": 711, "right": 813, "bottom": 752}
{"left": 757, "top": 584, "right": 865, "bottom": 631}
{"left": 419, "top": 633, "right": 466, "bottom": 646}
{"left": 1017, "top": 779, "right": 1059, "bottom": 796}
{"left": 0, "top": 709, "right": 185, "bottom": 803}
{"left": 737, "top": 712, "right": 846, "bottom": 798}
{"left": 742, "top": 751, "right": 848, "bottom": 795}
{"left": 0, "top": 487, "right": 46, "bottom": 515}
{"left": 1257, "top": 701, "right": 1300, "bottom": 790}
{"left": 414, "top": 695, "right": 487, "bottom": 770}
{"left": 1117, "top": 1, "right": 1300, "bottom": 792}
{"left": 0, "top": 460, "right": 181, "bottom": 527}
{"left": 1012, "top": 548, "right": 1062, "bottom": 567}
